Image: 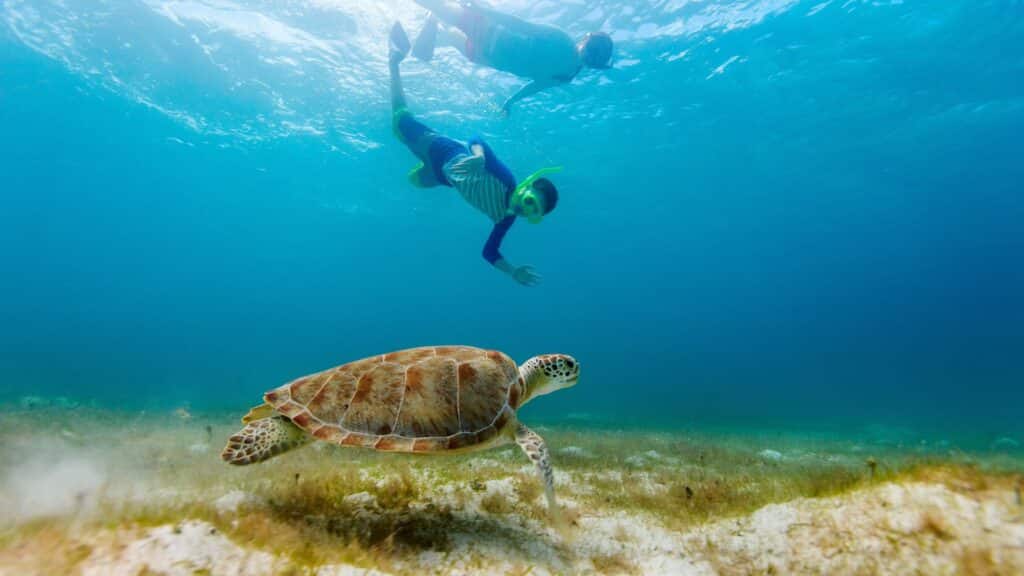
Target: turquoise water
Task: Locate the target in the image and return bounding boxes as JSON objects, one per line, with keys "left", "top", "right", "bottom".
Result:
{"left": 1, "top": 1, "right": 1021, "bottom": 435}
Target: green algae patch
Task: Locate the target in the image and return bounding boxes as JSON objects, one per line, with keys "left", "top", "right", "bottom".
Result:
{"left": 537, "top": 426, "right": 1024, "bottom": 531}
{"left": 1, "top": 407, "right": 1022, "bottom": 574}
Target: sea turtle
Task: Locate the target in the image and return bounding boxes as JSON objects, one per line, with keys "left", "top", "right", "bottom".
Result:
{"left": 222, "top": 346, "right": 579, "bottom": 515}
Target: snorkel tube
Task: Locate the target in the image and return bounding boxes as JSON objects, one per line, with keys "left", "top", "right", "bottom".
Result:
{"left": 511, "top": 166, "right": 562, "bottom": 223}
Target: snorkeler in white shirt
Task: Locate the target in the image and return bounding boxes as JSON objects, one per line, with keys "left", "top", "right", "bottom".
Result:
{"left": 410, "top": 0, "right": 614, "bottom": 115}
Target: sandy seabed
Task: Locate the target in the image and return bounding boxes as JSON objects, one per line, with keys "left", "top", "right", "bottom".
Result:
{"left": 1, "top": 405, "right": 1022, "bottom": 575}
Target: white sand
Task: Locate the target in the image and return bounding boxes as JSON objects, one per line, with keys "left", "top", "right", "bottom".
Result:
{"left": 45, "top": 481, "right": 1021, "bottom": 575}
{"left": 2, "top": 416, "right": 1022, "bottom": 575}
{"left": 81, "top": 522, "right": 284, "bottom": 576}
{"left": 682, "top": 482, "right": 1024, "bottom": 575}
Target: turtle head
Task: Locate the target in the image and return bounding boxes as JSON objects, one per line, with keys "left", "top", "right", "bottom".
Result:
{"left": 520, "top": 354, "right": 580, "bottom": 405}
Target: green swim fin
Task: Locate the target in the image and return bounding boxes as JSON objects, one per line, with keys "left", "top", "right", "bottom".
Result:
{"left": 408, "top": 162, "right": 439, "bottom": 188}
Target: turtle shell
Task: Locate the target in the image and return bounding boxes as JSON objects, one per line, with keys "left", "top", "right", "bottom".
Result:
{"left": 263, "top": 346, "right": 525, "bottom": 453}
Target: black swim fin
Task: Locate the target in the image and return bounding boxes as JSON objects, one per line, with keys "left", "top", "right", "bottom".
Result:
{"left": 413, "top": 15, "right": 438, "bottom": 61}
{"left": 390, "top": 22, "right": 411, "bottom": 63}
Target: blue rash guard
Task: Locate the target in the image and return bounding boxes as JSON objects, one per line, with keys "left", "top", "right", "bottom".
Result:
{"left": 394, "top": 110, "right": 519, "bottom": 265}
{"left": 460, "top": 137, "right": 517, "bottom": 265}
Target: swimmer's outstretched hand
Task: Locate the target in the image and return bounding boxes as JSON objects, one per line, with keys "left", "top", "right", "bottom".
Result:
{"left": 512, "top": 265, "right": 542, "bottom": 287}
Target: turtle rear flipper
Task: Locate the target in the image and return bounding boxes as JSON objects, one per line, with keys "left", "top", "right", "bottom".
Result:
{"left": 222, "top": 416, "right": 311, "bottom": 465}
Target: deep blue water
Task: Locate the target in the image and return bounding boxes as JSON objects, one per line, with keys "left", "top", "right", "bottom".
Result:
{"left": 1, "top": 1, "right": 1022, "bottom": 433}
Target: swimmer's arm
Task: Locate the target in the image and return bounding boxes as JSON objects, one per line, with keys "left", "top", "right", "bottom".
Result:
{"left": 483, "top": 216, "right": 541, "bottom": 286}
{"left": 466, "top": 138, "right": 516, "bottom": 189}
{"left": 501, "top": 79, "right": 558, "bottom": 115}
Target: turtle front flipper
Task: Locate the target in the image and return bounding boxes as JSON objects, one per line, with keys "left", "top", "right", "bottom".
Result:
{"left": 514, "top": 423, "right": 570, "bottom": 535}
{"left": 222, "top": 416, "right": 312, "bottom": 465}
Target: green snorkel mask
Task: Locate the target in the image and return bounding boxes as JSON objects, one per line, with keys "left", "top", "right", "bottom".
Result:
{"left": 509, "top": 166, "right": 562, "bottom": 224}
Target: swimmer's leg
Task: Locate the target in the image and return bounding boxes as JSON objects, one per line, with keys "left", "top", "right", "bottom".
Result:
{"left": 413, "top": 14, "right": 438, "bottom": 61}
{"left": 413, "top": 0, "right": 465, "bottom": 26}
{"left": 389, "top": 26, "right": 441, "bottom": 188}
{"left": 389, "top": 23, "right": 411, "bottom": 110}
{"left": 414, "top": 9, "right": 474, "bottom": 60}
{"left": 438, "top": 23, "right": 470, "bottom": 59}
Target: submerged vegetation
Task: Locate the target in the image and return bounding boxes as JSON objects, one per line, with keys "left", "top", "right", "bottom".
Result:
{"left": 1, "top": 406, "right": 1022, "bottom": 574}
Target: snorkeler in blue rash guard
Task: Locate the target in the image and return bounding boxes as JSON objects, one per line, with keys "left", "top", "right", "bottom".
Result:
{"left": 389, "top": 23, "right": 560, "bottom": 287}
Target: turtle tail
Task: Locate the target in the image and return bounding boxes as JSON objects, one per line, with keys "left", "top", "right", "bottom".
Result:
{"left": 221, "top": 416, "right": 311, "bottom": 465}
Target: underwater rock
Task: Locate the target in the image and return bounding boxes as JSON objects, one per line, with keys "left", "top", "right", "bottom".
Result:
{"left": 624, "top": 455, "right": 647, "bottom": 467}
{"left": 213, "top": 491, "right": 261, "bottom": 515}
{"left": 623, "top": 449, "right": 670, "bottom": 468}
{"left": 484, "top": 478, "right": 517, "bottom": 498}
{"left": 188, "top": 443, "right": 210, "bottom": 454}
{"left": 80, "top": 520, "right": 284, "bottom": 576}
{"left": 631, "top": 472, "right": 669, "bottom": 496}
{"left": 758, "top": 449, "right": 783, "bottom": 462}
{"left": 17, "top": 395, "right": 49, "bottom": 409}
{"left": 993, "top": 437, "right": 1021, "bottom": 450}
{"left": 343, "top": 491, "right": 378, "bottom": 509}
{"left": 53, "top": 396, "right": 80, "bottom": 409}
{"left": 558, "top": 446, "right": 592, "bottom": 458}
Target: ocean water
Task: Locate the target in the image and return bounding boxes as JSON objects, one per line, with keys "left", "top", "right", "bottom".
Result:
{"left": 3, "top": 3, "right": 1024, "bottom": 574}
{"left": 1, "top": 0, "right": 1023, "bottom": 438}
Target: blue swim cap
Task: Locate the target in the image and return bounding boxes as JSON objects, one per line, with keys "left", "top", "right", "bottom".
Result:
{"left": 581, "top": 32, "right": 613, "bottom": 69}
